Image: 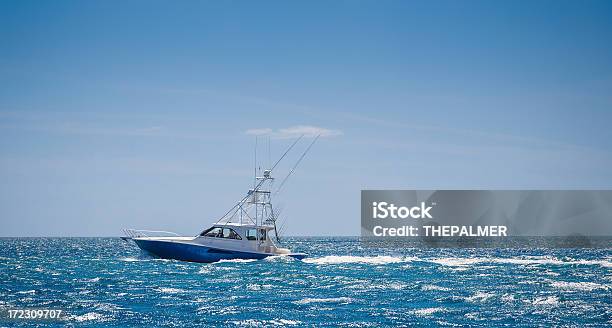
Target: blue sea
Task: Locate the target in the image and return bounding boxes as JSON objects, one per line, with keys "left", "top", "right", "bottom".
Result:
{"left": 0, "top": 237, "right": 611, "bottom": 327}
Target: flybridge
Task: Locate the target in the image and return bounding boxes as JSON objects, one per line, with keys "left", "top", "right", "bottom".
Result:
{"left": 372, "top": 202, "right": 433, "bottom": 219}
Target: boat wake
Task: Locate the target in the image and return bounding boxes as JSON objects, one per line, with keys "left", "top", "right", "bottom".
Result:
{"left": 302, "top": 255, "right": 407, "bottom": 265}
{"left": 302, "top": 255, "right": 612, "bottom": 268}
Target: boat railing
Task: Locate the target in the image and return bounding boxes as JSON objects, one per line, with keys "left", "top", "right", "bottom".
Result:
{"left": 122, "top": 229, "right": 181, "bottom": 238}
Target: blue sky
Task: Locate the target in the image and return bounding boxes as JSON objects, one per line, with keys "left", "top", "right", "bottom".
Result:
{"left": 1, "top": 1, "right": 612, "bottom": 236}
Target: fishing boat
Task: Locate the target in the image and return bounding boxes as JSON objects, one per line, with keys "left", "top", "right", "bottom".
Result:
{"left": 121, "top": 135, "right": 317, "bottom": 263}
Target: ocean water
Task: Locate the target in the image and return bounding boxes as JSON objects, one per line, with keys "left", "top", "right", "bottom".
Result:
{"left": 0, "top": 237, "right": 611, "bottom": 327}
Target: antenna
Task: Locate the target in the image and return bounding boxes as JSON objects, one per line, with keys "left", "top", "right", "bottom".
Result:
{"left": 254, "top": 136, "right": 257, "bottom": 189}
{"left": 275, "top": 134, "right": 320, "bottom": 194}
{"left": 254, "top": 136, "right": 258, "bottom": 224}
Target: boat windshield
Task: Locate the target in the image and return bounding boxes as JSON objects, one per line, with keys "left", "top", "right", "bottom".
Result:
{"left": 200, "top": 227, "right": 242, "bottom": 240}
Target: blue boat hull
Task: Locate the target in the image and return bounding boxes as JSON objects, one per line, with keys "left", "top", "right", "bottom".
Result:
{"left": 133, "top": 239, "right": 306, "bottom": 263}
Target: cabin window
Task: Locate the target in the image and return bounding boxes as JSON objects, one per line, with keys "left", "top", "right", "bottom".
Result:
{"left": 224, "top": 228, "right": 242, "bottom": 240}
{"left": 201, "top": 227, "right": 222, "bottom": 237}
{"left": 200, "top": 227, "right": 242, "bottom": 240}
{"left": 259, "top": 229, "right": 267, "bottom": 241}
{"left": 246, "top": 229, "right": 257, "bottom": 241}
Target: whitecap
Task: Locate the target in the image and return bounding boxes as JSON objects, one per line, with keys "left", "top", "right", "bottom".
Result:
{"left": 198, "top": 267, "right": 211, "bottom": 274}
{"left": 270, "top": 319, "right": 302, "bottom": 326}
{"left": 529, "top": 296, "right": 559, "bottom": 306}
{"left": 426, "top": 256, "right": 612, "bottom": 268}
{"left": 294, "top": 297, "right": 352, "bottom": 305}
{"left": 421, "top": 284, "right": 451, "bottom": 291}
{"left": 551, "top": 281, "right": 608, "bottom": 291}
{"left": 411, "top": 307, "right": 446, "bottom": 316}
{"left": 429, "top": 258, "right": 483, "bottom": 267}
{"left": 247, "top": 283, "right": 273, "bottom": 291}
{"left": 465, "top": 291, "right": 494, "bottom": 303}
{"left": 84, "top": 277, "right": 101, "bottom": 283}
{"left": 71, "top": 312, "right": 105, "bottom": 322}
{"left": 16, "top": 290, "right": 35, "bottom": 295}
{"left": 464, "top": 312, "right": 479, "bottom": 320}
{"left": 571, "top": 259, "right": 612, "bottom": 268}
{"left": 156, "top": 287, "right": 187, "bottom": 294}
{"left": 119, "top": 257, "right": 139, "bottom": 262}
{"left": 302, "top": 255, "right": 404, "bottom": 265}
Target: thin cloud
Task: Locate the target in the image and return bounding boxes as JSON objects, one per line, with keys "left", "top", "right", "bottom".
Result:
{"left": 245, "top": 125, "right": 342, "bottom": 139}
{"left": 245, "top": 128, "right": 273, "bottom": 136}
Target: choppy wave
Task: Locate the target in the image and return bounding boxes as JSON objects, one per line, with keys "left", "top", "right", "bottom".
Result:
{"left": 411, "top": 307, "right": 447, "bottom": 316}
{"left": 302, "top": 255, "right": 612, "bottom": 268}
{"left": 528, "top": 296, "right": 560, "bottom": 306}
{"left": 302, "top": 255, "right": 406, "bottom": 265}
{"left": 229, "top": 319, "right": 302, "bottom": 326}
{"left": 84, "top": 277, "right": 101, "bottom": 283}
{"left": 464, "top": 291, "right": 495, "bottom": 303}
{"left": 428, "top": 256, "right": 612, "bottom": 268}
{"left": 421, "top": 284, "right": 451, "bottom": 291}
{"left": 294, "top": 297, "right": 353, "bottom": 305}
{"left": 551, "top": 281, "right": 609, "bottom": 291}
{"left": 70, "top": 312, "right": 106, "bottom": 322}
{"left": 156, "top": 287, "right": 188, "bottom": 294}
{"left": 1, "top": 237, "right": 610, "bottom": 326}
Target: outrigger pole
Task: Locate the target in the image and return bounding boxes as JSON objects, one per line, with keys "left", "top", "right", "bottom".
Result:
{"left": 275, "top": 134, "right": 321, "bottom": 194}
{"left": 214, "top": 135, "right": 305, "bottom": 224}
{"left": 272, "top": 134, "right": 321, "bottom": 242}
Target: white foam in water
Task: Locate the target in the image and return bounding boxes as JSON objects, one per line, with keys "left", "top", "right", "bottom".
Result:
{"left": 421, "top": 284, "right": 451, "bottom": 291}
{"left": 120, "top": 257, "right": 139, "bottom": 262}
{"left": 270, "top": 319, "right": 302, "bottom": 326}
{"left": 302, "top": 255, "right": 405, "bottom": 265}
{"left": 429, "top": 258, "right": 483, "bottom": 267}
{"left": 231, "top": 319, "right": 302, "bottom": 326}
{"left": 572, "top": 259, "right": 612, "bottom": 268}
{"left": 426, "top": 256, "right": 612, "bottom": 268}
{"left": 529, "top": 296, "right": 559, "bottom": 306}
{"left": 215, "top": 259, "right": 257, "bottom": 264}
{"left": 551, "top": 281, "right": 609, "bottom": 291}
{"left": 198, "top": 267, "right": 211, "bottom": 274}
{"left": 264, "top": 255, "right": 294, "bottom": 262}
{"left": 294, "top": 297, "right": 352, "bottom": 305}
{"left": 411, "top": 307, "right": 447, "bottom": 316}
{"left": 465, "top": 291, "right": 494, "bottom": 303}
{"left": 72, "top": 312, "right": 104, "bottom": 322}
{"left": 156, "top": 287, "right": 187, "bottom": 294}
{"left": 247, "top": 283, "right": 274, "bottom": 291}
